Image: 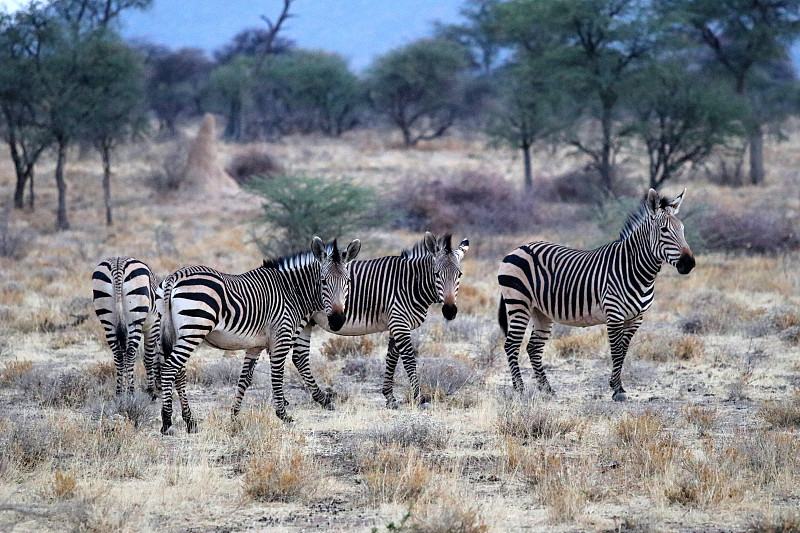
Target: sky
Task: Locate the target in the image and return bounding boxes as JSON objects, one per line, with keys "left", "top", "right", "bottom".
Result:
{"left": 119, "top": 0, "right": 464, "bottom": 71}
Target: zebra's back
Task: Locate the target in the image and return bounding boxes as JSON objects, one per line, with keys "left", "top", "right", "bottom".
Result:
{"left": 498, "top": 241, "right": 614, "bottom": 326}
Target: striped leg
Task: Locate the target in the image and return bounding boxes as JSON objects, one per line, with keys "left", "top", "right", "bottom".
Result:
{"left": 111, "top": 336, "right": 126, "bottom": 396}
{"left": 269, "top": 332, "right": 295, "bottom": 422}
{"left": 160, "top": 334, "right": 202, "bottom": 434}
{"left": 291, "top": 323, "right": 334, "bottom": 409}
{"left": 526, "top": 312, "right": 554, "bottom": 394}
{"left": 382, "top": 337, "right": 401, "bottom": 409}
{"left": 232, "top": 347, "right": 263, "bottom": 419}
{"left": 124, "top": 321, "right": 145, "bottom": 394}
{"left": 503, "top": 307, "right": 531, "bottom": 392}
{"left": 391, "top": 324, "right": 427, "bottom": 407}
{"left": 142, "top": 319, "right": 160, "bottom": 399}
{"left": 606, "top": 316, "right": 643, "bottom": 401}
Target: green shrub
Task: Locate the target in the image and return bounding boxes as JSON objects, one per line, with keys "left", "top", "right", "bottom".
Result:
{"left": 248, "top": 174, "right": 377, "bottom": 255}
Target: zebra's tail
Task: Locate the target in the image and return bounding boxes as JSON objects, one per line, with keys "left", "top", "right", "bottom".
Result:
{"left": 115, "top": 321, "right": 127, "bottom": 351}
{"left": 498, "top": 295, "right": 508, "bottom": 336}
{"left": 157, "top": 278, "right": 175, "bottom": 359}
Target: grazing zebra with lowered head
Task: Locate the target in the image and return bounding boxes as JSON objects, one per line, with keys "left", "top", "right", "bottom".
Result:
{"left": 498, "top": 189, "right": 695, "bottom": 401}
{"left": 91, "top": 257, "right": 161, "bottom": 398}
{"left": 284, "top": 232, "right": 469, "bottom": 410}
{"left": 157, "top": 237, "right": 361, "bottom": 434}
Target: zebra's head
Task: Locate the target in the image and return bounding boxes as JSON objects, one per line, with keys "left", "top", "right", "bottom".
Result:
{"left": 645, "top": 188, "right": 695, "bottom": 275}
{"left": 424, "top": 232, "right": 470, "bottom": 320}
{"left": 311, "top": 236, "right": 361, "bottom": 332}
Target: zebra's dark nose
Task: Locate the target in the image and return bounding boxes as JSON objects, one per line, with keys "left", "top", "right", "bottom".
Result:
{"left": 327, "top": 311, "right": 346, "bottom": 331}
{"left": 442, "top": 303, "right": 458, "bottom": 321}
{"left": 676, "top": 254, "right": 695, "bottom": 275}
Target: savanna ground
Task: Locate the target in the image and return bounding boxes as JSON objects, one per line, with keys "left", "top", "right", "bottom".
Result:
{"left": 0, "top": 125, "right": 799, "bottom": 532}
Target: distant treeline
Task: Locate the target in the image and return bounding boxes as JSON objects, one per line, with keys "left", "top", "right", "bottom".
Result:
{"left": 2, "top": 0, "right": 800, "bottom": 231}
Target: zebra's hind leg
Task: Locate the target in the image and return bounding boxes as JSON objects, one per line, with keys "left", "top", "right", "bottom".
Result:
{"left": 143, "top": 321, "right": 160, "bottom": 400}
{"left": 124, "top": 321, "right": 145, "bottom": 395}
{"left": 606, "top": 317, "right": 643, "bottom": 402}
{"left": 111, "top": 339, "right": 126, "bottom": 396}
{"left": 382, "top": 337, "right": 400, "bottom": 409}
{"left": 291, "top": 323, "right": 334, "bottom": 410}
{"left": 175, "top": 366, "right": 196, "bottom": 433}
{"left": 394, "top": 330, "right": 429, "bottom": 408}
{"left": 527, "top": 313, "right": 554, "bottom": 395}
{"left": 503, "top": 308, "right": 531, "bottom": 392}
{"left": 160, "top": 335, "right": 201, "bottom": 435}
{"left": 232, "top": 347, "right": 263, "bottom": 419}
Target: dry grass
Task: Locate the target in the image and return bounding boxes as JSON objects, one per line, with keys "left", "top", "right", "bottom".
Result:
{"left": 1, "top": 126, "right": 799, "bottom": 531}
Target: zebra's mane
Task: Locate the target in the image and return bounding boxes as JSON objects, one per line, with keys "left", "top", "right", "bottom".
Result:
{"left": 262, "top": 240, "right": 340, "bottom": 271}
{"left": 401, "top": 234, "right": 451, "bottom": 259}
{"left": 618, "top": 195, "right": 669, "bottom": 241}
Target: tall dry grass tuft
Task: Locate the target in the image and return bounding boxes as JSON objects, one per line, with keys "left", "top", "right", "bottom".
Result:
{"left": 320, "top": 335, "right": 376, "bottom": 359}
{"left": 761, "top": 390, "right": 800, "bottom": 428}
{"left": 356, "top": 444, "right": 432, "bottom": 506}
{"left": 406, "top": 494, "right": 488, "bottom": 533}
{"left": 370, "top": 414, "right": 451, "bottom": 450}
{"left": 496, "top": 399, "right": 579, "bottom": 442}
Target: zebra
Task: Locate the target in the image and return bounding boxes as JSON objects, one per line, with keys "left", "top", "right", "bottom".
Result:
{"left": 498, "top": 188, "right": 695, "bottom": 401}
{"left": 157, "top": 237, "right": 361, "bottom": 434}
{"left": 282, "top": 232, "right": 469, "bottom": 410}
{"left": 91, "top": 257, "right": 161, "bottom": 398}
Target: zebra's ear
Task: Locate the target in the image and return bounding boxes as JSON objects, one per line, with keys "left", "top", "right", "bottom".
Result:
{"left": 423, "top": 232, "right": 438, "bottom": 255}
{"left": 311, "top": 236, "right": 327, "bottom": 262}
{"left": 646, "top": 188, "right": 660, "bottom": 215}
{"left": 668, "top": 188, "right": 686, "bottom": 215}
{"left": 342, "top": 239, "right": 361, "bottom": 263}
{"left": 455, "top": 238, "right": 469, "bottom": 260}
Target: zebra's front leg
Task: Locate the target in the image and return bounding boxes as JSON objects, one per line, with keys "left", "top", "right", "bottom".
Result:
{"left": 232, "top": 347, "right": 263, "bottom": 419}
{"left": 606, "top": 317, "right": 642, "bottom": 402}
{"left": 395, "top": 331, "right": 429, "bottom": 408}
{"left": 269, "top": 337, "right": 294, "bottom": 423}
{"left": 292, "top": 324, "right": 333, "bottom": 410}
{"left": 527, "top": 314, "right": 554, "bottom": 395}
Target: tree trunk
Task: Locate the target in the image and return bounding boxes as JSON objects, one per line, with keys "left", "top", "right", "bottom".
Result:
{"left": 8, "top": 138, "right": 26, "bottom": 209}
{"left": 55, "top": 140, "right": 69, "bottom": 231}
{"left": 600, "top": 111, "right": 613, "bottom": 192}
{"left": 102, "top": 144, "right": 113, "bottom": 226}
{"left": 223, "top": 99, "right": 242, "bottom": 141}
{"left": 27, "top": 168, "right": 34, "bottom": 209}
{"left": 13, "top": 171, "right": 26, "bottom": 209}
{"left": 522, "top": 141, "right": 533, "bottom": 190}
{"left": 749, "top": 124, "right": 765, "bottom": 185}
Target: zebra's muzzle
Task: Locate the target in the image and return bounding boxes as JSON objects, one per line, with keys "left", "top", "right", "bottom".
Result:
{"left": 327, "top": 310, "right": 346, "bottom": 331}
{"left": 676, "top": 253, "right": 695, "bottom": 275}
{"left": 442, "top": 303, "right": 458, "bottom": 321}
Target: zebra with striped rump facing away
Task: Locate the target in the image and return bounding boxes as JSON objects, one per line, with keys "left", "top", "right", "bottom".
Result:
{"left": 498, "top": 189, "right": 695, "bottom": 401}
{"left": 91, "top": 257, "right": 161, "bottom": 398}
{"left": 157, "top": 237, "right": 360, "bottom": 433}
{"left": 285, "top": 232, "right": 469, "bottom": 409}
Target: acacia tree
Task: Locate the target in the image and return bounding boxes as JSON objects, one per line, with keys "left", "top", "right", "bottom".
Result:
{"left": 628, "top": 59, "right": 746, "bottom": 188}
{"left": 491, "top": 0, "right": 652, "bottom": 192}
{"left": 486, "top": 61, "right": 568, "bottom": 189}
{"left": 81, "top": 38, "right": 147, "bottom": 225}
{"left": 0, "top": 9, "right": 54, "bottom": 210}
{"left": 366, "top": 38, "right": 469, "bottom": 146}
{"left": 657, "top": 0, "right": 800, "bottom": 184}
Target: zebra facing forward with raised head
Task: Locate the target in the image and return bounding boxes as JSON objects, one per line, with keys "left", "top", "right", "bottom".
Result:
{"left": 157, "top": 237, "right": 360, "bottom": 434}
{"left": 498, "top": 189, "right": 695, "bottom": 401}
{"left": 91, "top": 257, "right": 161, "bottom": 398}
{"left": 285, "top": 232, "right": 469, "bottom": 409}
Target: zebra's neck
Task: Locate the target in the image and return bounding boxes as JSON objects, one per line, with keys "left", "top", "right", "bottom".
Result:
{"left": 618, "top": 224, "right": 663, "bottom": 283}
{"left": 260, "top": 264, "right": 322, "bottom": 315}
{"left": 404, "top": 255, "right": 439, "bottom": 307}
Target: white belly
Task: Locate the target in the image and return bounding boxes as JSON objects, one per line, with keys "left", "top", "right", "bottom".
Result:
{"left": 205, "top": 328, "right": 268, "bottom": 351}
{"left": 557, "top": 307, "right": 607, "bottom": 327}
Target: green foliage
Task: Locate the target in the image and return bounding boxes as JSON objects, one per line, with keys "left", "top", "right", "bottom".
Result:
{"left": 248, "top": 174, "right": 377, "bottom": 256}
{"left": 367, "top": 38, "right": 469, "bottom": 146}
{"left": 261, "top": 50, "right": 361, "bottom": 136}
{"left": 627, "top": 58, "right": 747, "bottom": 188}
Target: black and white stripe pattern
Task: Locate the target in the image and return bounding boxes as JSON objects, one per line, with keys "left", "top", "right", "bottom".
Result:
{"left": 157, "top": 237, "right": 360, "bottom": 433}
{"left": 287, "top": 232, "right": 469, "bottom": 409}
{"left": 91, "top": 257, "right": 161, "bottom": 397}
{"left": 498, "top": 189, "right": 695, "bottom": 400}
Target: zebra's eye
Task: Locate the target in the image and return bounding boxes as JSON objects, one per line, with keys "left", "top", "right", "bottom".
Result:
{"left": 660, "top": 225, "right": 669, "bottom": 233}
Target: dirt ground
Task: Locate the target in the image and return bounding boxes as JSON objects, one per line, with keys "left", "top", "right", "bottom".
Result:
{"left": 0, "top": 127, "right": 799, "bottom": 532}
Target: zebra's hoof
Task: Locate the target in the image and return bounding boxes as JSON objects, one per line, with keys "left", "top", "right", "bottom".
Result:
{"left": 386, "top": 399, "right": 399, "bottom": 410}
{"left": 186, "top": 421, "right": 198, "bottom": 434}
{"left": 161, "top": 425, "right": 175, "bottom": 436}
{"left": 612, "top": 390, "right": 627, "bottom": 402}
{"left": 419, "top": 401, "right": 431, "bottom": 410}
{"left": 323, "top": 402, "right": 335, "bottom": 411}
{"left": 277, "top": 411, "right": 294, "bottom": 423}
